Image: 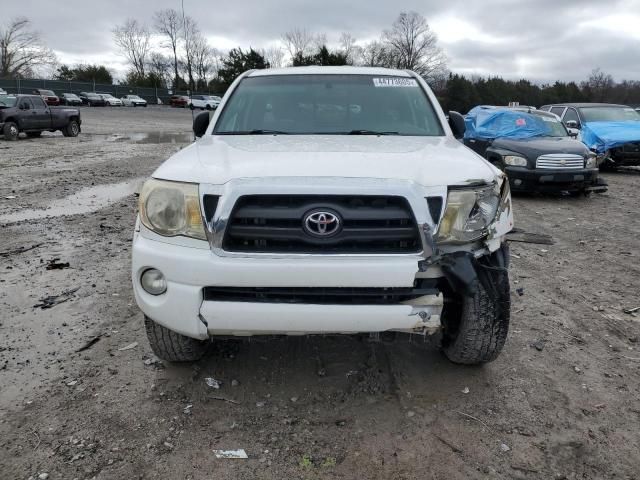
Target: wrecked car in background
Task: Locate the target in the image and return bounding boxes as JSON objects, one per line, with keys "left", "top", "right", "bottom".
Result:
{"left": 540, "top": 103, "right": 640, "bottom": 170}
{"left": 132, "top": 66, "right": 514, "bottom": 366}
{"left": 463, "top": 106, "right": 606, "bottom": 194}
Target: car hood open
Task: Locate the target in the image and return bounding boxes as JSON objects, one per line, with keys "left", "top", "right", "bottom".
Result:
{"left": 152, "top": 135, "right": 497, "bottom": 187}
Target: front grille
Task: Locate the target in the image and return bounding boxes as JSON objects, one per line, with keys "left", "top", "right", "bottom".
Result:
{"left": 535, "top": 154, "right": 584, "bottom": 169}
{"left": 222, "top": 195, "right": 421, "bottom": 254}
{"left": 203, "top": 281, "right": 438, "bottom": 304}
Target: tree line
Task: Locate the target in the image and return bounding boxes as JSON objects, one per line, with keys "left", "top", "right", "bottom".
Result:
{"left": 2, "top": 14, "right": 640, "bottom": 111}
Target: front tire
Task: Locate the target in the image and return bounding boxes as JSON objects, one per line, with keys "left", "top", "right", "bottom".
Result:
{"left": 144, "top": 316, "right": 208, "bottom": 362}
{"left": 3, "top": 122, "right": 19, "bottom": 141}
{"left": 441, "top": 263, "right": 510, "bottom": 365}
{"left": 62, "top": 120, "right": 80, "bottom": 137}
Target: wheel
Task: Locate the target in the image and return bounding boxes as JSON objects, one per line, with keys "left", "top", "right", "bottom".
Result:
{"left": 189, "top": 104, "right": 195, "bottom": 110}
{"left": 3, "top": 122, "right": 19, "bottom": 141}
{"left": 143, "top": 104, "right": 147, "bottom": 107}
{"left": 441, "top": 261, "right": 510, "bottom": 365}
{"left": 62, "top": 120, "right": 80, "bottom": 137}
{"left": 144, "top": 316, "right": 208, "bottom": 362}
{"left": 26, "top": 131, "right": 42, "bottom": 138}
{"left": 206, "top": 105, "right": 211, "bottom": 111}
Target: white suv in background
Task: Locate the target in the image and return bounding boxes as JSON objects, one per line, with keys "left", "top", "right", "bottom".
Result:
{"left": 188, "top": 95, "right": 221, "bottom": 110}
{"left": 121, "top": 94, "right": 148, "bottom": 107}
{"left": 132, "top": 67, "right": 514, "bottom": 366}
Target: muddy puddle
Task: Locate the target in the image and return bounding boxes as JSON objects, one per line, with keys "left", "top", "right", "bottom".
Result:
{"left": 0, "top": 178, "right": 144, "bottom": 224}
{"left": 83, "top": 132, "right": 194, "bottom": 144}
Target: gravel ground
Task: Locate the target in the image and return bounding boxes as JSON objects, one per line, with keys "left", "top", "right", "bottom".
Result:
{"left": 1, "top": 106, "right": 639, "bottom": 480}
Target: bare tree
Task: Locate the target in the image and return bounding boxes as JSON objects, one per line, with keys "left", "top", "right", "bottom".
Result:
{"left": 313, "top": 33, "right": 328, "bottom": 50}
{"left": 262, "top": 46, "right": 285, "bottom": 69}
{"left": 0, "top": 17, "right": 55, "bottom": 78}
{"left": 582, "top": 68, "right": 614, "bottom": 102}
{"left": 148, "top": 52, "right": 173, "bottom": 87}
{"left": 339, "top": 32, "right": 358, "bottom": 64}
{"left": 281, "top": 28, "right": 313, "bottom": 59}
{"left": 181, "top": 16, "right": 199, "bottom": 90}
{"left": 192, "top": 34, "right": 214, "bottom": 87}
{"left": 112, "top": 19, "right": 151, "bottom": 78}
{"left": 360, "top": 40, "right": 392, "bottom": 67}
{"left": 382, "top": 11, "right": 447, "bottom": 82}
{"left": 154, "top": 9, "right": 182, "bottom": 88}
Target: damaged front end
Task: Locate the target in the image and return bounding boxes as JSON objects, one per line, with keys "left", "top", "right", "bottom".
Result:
{"left": 404, "top": 174, "right": 513, "bottom": 339}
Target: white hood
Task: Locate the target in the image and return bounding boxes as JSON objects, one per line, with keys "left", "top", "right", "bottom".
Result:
{"left": 153, "top": 135, "right": 497, "bottom": 187}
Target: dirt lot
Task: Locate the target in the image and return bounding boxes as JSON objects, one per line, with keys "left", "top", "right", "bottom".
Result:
{"left": 1, "top": 106, "right": 639, "bottom": 480}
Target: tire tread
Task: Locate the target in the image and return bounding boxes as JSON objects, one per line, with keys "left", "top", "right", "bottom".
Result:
{"left": 144, "top": 316, "right": 208, "bottom": 362}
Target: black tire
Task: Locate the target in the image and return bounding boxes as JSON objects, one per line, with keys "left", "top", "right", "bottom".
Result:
{"left": 189, "top": 104, "right": 195, "bottom": 110}
{"left": 205, "top": 104, "right": 212, "bottom": 111}
{"left": 26, "top": 131, "right": 42, "bottom": 138}
{"left": 3, "top": 122, "right": 19, "bottom": 141}
{"left": 144, "top": 316, "right": 208, "bottom": 362}
{"left": 62, "top": 120, "right": 80, "bottom": 137}
{"left": 441, "top": 265, "right": 510, "bottom": 365}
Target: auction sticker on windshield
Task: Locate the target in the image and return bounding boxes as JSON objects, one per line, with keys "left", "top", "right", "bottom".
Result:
{"left": 373, "top": 78, "right": 418, "bottom": 87}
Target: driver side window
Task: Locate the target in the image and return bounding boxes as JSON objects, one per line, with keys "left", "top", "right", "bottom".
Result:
{"left": 563, "top": 108, "right": 580, "bottom": 126}
{"left": 19, "top": 99, "right": 33, "bottom": 110}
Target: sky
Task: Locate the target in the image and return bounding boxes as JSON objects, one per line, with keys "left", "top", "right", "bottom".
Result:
{"left": 5, "top": 0, "right": 640, "bottom": 83}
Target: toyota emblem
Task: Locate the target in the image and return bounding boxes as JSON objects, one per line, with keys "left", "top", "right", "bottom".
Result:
{"left": 303, "top": 210, "right": 341, "bottom": 237}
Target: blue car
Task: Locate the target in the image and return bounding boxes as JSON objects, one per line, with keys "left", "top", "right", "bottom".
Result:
{"left": 540, "top": 103, "right": 640, "bottom": 169}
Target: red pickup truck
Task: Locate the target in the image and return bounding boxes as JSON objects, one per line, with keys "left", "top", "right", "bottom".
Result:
{"left": 32, "top": 88, "right": 60, "bottom": 106}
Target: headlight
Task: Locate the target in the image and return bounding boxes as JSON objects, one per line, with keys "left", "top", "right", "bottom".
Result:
{"left": 139, "top": 179, "right": 206, "bottom": 240}
{"left": 436, "top": 184, "right": 501, "bottom": 244}
{"left": 503, "top": 155, "right": 527, "bottom": 167}
{"left": 586, "top": 153, "right": 597, "bottom": 169}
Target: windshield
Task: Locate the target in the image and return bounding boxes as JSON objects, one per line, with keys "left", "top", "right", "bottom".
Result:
{"left": 214, "top": 74, "right": 443, "bottom": 136}
{"left": 533, "top": 113, "right": 568, "bottom": 137}
{"left": 40, "top": 90, "right": 54, "bottom": 96}
{"left": 65, "top": 94, "right": 79, "bottom": 98}
{"left": 581, "top": 106, "right": 640, "bottom": 122}
{"left": 0, "top": 95, "right": 18, "bottom": 107}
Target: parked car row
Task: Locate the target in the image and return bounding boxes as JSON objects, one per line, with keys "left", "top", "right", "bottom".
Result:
{"left": 456, "top": 101, "right": 640, "bottom": 195}
{"left": 169, "top": 94, "right": 221, "bottom": 110}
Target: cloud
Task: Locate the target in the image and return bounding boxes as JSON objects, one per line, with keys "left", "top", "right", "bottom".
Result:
{"left": 4, "top": 0, "right": 640, "bottom": 81}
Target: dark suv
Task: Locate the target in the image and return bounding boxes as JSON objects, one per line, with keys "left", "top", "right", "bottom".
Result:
{"left": 464, "top": 106, "right": 605, "bottom": 194}
{"left": 540, "top": 103, "right": 640, "bottom": 169}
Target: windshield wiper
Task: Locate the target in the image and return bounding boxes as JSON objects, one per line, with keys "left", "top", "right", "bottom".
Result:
{"left": 347, "top": 129, "right": 399, "bottom": 135}
{"left": 216, "top": 129, "right": 290, "bottom": 135}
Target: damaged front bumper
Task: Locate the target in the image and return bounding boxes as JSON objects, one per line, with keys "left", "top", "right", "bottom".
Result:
{"left": 132, "top": 224, "right": 510, "bottom": 340}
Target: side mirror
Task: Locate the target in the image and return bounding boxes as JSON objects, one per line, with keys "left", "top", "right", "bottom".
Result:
{"left": 193, "top": 111, "right": 210, "bottom": 138}
{"left": 448, "top": 111, "right": 466, "bottom": 139}
{"left": 565, "top": 120, "right": 580, "bottom": 129}
{"left": 567, "top": 127, "right": 580, "bottom": 138}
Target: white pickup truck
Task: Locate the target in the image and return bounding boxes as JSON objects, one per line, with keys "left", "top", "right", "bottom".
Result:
{"left": 132, "top": 66, "right": 514, "bottom": 365}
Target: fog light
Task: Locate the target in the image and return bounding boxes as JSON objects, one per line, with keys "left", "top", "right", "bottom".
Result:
{"left": 140, "top": 268, "right": 167, "bottom": 295}
{"left": 514, "top": 179, "right": 522, "bottom": 186}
